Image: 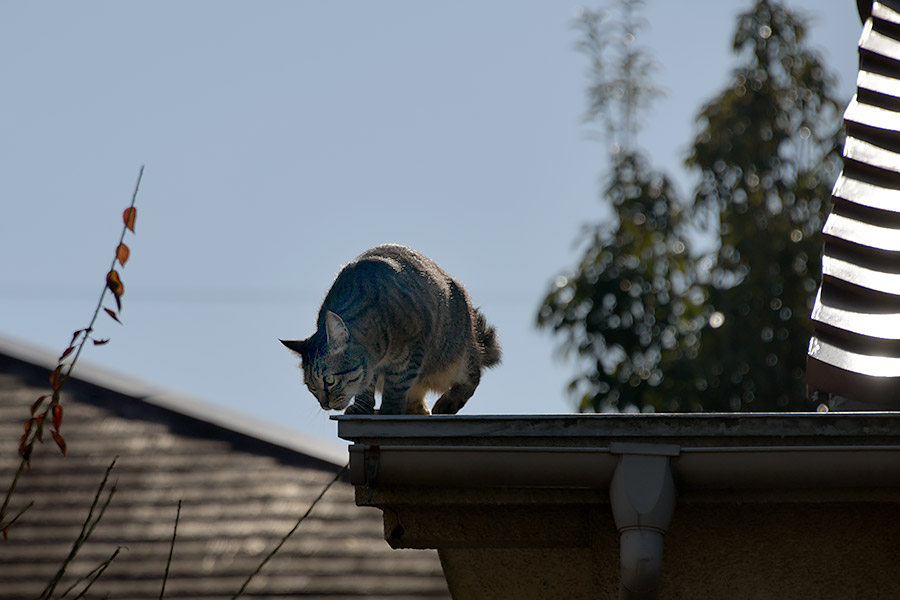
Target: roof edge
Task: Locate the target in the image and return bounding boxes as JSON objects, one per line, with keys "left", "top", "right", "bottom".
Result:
{"left": 0, "top": 333, "right": 348, "bottom": 468}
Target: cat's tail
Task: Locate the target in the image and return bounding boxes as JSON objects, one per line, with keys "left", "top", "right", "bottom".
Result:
{"left": 474, "top": 309, "right": 502, "bottom": 368}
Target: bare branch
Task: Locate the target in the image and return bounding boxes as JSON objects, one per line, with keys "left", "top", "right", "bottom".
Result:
{"left": 231, "top": 463, "right": 348, "bottom": 600}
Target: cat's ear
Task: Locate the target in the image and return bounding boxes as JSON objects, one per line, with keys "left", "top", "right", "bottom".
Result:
{"left": 280, "top": 338, "right": 309, "bottom": 359}
{"left": 324, "top": 311, "right": 350, "bottom": 349}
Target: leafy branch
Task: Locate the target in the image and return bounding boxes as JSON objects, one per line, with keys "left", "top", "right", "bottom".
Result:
{"left": 1, "top": 166, "right": 144, "bottom": 537}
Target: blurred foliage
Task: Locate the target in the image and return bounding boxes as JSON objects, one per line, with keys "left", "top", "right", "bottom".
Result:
{"left": 539, "top": 0, "right": 843, "bottom": 412}
{"left": 538, "top": 2, "right": 707, "bottom": 412}
{"left": 686, "top": 0, "right": 843, "bottom": 410}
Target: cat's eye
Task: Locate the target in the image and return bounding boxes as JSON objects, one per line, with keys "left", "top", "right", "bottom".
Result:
{"left": 323, "top": 374, "right": 336, "bottom": 386}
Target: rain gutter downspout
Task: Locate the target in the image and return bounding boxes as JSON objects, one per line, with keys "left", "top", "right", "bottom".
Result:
{"left": 609, "top": 443, "right": 679, "bottom": 600}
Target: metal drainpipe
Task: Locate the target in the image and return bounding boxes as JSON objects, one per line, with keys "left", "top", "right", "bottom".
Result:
{"left": 609, "top": 442, "right": 679, "bottom": 600}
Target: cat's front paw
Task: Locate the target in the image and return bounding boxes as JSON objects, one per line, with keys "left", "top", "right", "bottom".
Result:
{"left": 344, "top": 402, "right": 375, "bottom": 415}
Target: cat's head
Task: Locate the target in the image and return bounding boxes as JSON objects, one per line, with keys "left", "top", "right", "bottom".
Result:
{"left": 280, "top": 311, "right": 373, "bottom": 411}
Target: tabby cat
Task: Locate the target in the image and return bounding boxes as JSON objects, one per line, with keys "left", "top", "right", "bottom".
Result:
{"left": 280, "top": 244, "right": 501, "bottom": 415}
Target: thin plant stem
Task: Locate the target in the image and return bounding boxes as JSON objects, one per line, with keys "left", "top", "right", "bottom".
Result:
{"left": 231, "top": 463, "right": 349, "bottom": 600}
{"left": 60, "top": 165, "right": 144, "bottom": 390}
{"left": 61, "top": 546, "right": 124, "bottom": 600}
{"left": 0, "top": 499, "right": 32, "bottom": 538}
{"left": 37, "top": 458, "right": 118, "bottom": 600}
{"left": 1, "top": 441, "right": 29, "bottom": 530}
{"left": 159, "top": 500, "right": 182, "bottom": 600}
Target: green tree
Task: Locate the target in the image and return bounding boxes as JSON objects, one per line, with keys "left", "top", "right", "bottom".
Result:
{"left": 687, "top": 0, "right": 843, "bottom": 411}
{"left": 538, "top": 2, "right": 705, "bottom": 412}
{"left": 540, "top": 0, "right": 843, "bottom": 413}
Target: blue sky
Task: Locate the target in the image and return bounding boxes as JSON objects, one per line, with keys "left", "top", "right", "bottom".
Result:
{"left": 1, "top": 1, "right": 859, "bottom": 452}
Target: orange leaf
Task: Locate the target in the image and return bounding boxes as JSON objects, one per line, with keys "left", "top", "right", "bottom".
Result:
{"left": 52, "top": 404, "right": 63, "bottom": 430}
{"left": 116, "top": 243, "right": 130, "bottom": 267}
{"left": 51, "top": 430, "right": 66, "bottom": 456}
{"left": 50, "top": 365, "right": 63, "bottom": 391}
{"left": 104, "top": 308, "right": 122, "bottom": 324}
{"left": 30, "top": 396, "right": 47, "bottom": 416}
{"left": 106, "top": 270, "right": 124, "bottom": 310}
{"left": 123, "top": 207, "right": 137, "bottom": 233}
{"left": 106, "top": 269, "right": 124, "bottom": 297}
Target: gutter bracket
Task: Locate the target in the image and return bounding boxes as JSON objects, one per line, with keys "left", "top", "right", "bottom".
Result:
{"left": 348, "top": 443, "right": 368, "bottom": 485}
{"left": 348, "top": 443, "right": 380, "bottom": 500}
{"left": 609, "top": 442, "right": 679, "bottom": 600}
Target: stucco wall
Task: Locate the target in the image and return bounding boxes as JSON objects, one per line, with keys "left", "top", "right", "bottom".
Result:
{"left": 379, "top": 496, "right": 900, "bottom": 599}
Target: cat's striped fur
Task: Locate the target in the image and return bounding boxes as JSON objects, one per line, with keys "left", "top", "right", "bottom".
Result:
{"left": 281, "top": 244, "right": 501, "bottom": 415}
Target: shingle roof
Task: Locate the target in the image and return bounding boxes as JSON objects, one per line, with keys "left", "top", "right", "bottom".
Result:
{"left": 0, "top": 336, "right": 449, "bottom": 600}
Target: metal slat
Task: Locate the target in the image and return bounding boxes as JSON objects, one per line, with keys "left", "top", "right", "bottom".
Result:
{"left": 860, "top": 20, "right": 900, "bottom": 61}
{"left": 858, "top": 70, "right": 900, "bottom": 98}
{"left": 823, "top": 213, "right": 900, "bottom": 251}
{"left": 873, "top": 1, "right": 900, "bottom": 25}
{"left": 845, "top": 95, "right": 900, "bottom": 131}
{"left": 811, "top": 289, "right": 900, "bottom": 339}
{"left": 832, "top": 175, "right": 900, "bottom": 213}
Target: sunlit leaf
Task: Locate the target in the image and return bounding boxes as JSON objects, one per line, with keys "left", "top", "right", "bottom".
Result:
{"left": 123, "top": 207, "right": 137, "bottom": 233}
{"left": 108, "top": 270, "right": 123, "bottom": 293}
{"left": 106, "top": 270, "right": 124, "bottom": 310}
{"left": 116, "top": 243, "right": 130, "bottom": 267}
{"left": 104, "top": 308, "right": 122, "bottom": 324}
{"left": 51, "top": 430, "right": 66, "bottom": 457}
{"left": 93, "top": 338, "right": 111, "bottom": 346}
{"left": 52, "top": 404, "right": 63, "bottom": 430}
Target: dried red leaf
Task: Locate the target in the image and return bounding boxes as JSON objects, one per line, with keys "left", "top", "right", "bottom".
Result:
{"left": 35, "top": 414, "right": 44, "bottom": 443}
{"left": 59, "top": 346, "right": 75, "bottom": 361}
{"left": 68, "top": 328, "right": 91, "bottom": 350}
{"left": 116, "top": 243, "right": 130, "bottom": 267}
{"left": 18, "top": 442, "right": 32, "bottom": 461}
{"left": 123, "top": 207, "right": 137, "bottom": 233}
{"left": 51, "top": 430, "right": 66, "bottom": 456}
{"left": 104, "top": 308, "right": 122, "bottom": 324}
{"left": 2, "top": 527, "right": 8, "bottom": 540}
{"left": 23, "top": 419, "right": 33, "bottom": 437}
{"left": 52, "top": 404, "right": 62, "bottom": 430}
{"left": 93, "top": 338, "right": 110, "bottom": 346}
{"left": 50, "top": 365, "right": 63, "bottom": 391}
{"left": 30, "top": 396, "right": 47, "bottom": 416}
